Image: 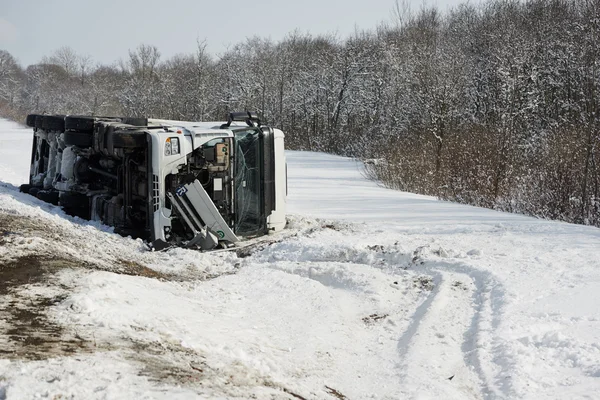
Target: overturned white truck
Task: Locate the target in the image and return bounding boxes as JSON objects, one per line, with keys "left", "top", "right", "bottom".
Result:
{"left": 21, "top": 112, "right": 287, "bottom": 250}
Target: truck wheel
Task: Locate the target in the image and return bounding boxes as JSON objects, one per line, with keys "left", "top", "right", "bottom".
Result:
{"left": 37, "top": 190, "right": 59, "bottom": 205}
{"left": 112, "top": 129, "right": 147, "bottom": 148}
{"left": 65, "top": 115, "right": 121, "bottom": 133}
{"left": 59, "top": 192, "right": 86, "bottom": 207}
{"left": 121, "top": 117, "right": 148, "bottom": 126}
{"left": 34, "top": 115, "right": 45, "bottom": 129}
{"left": 63, "top": 131, "right": 93, "bottom": 148}
{"left": 65, "top": 116, "right": 96, "bottom": 133}
{"left": 42, "top": 115, "right": 65, "bottom": 132}
{"left": 62, "top": 205, "right": 90, "bottom": 219}
{"left": 26, "top": 114, "right": 41, "bottom": 128}
{"left": 59, "top": 192, "right": 90, "bottom": 219}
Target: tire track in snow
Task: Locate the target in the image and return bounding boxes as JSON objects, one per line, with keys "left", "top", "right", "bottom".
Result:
{"left": 396, "top": 272, "right": 443, "bottom": 361}
{"left": 462, "top": 272, "right": 516, "bottom": 400}
{"left": 395, "top": 268, "right": 484, "bottom": 399}
{"left": 401, "top": 256, "right": 516, "bottom": 400}
{"left": 250, "top": 232, "right": 519, "bottom": 399}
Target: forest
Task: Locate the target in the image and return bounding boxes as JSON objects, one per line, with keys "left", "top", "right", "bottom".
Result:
{"left": 0, "top": 0, "right": 599, "bottom": 227}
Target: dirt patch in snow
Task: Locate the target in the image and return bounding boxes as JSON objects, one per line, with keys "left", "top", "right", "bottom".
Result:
{"left": 413, "top": 275, "right": 435, "bottom": 291}
{"left": 362, "top": 313, "right": 389, "bottom": 324}
{"left": 0, "top": 212, "right": 172, "bottom": 361}
{"left": 325, "top": 385, "right": 348, "bottom": 400}
{"left": 0, "top": 253, "right": 187, "bottom": 362}
{"left": 0, "top": 254, "right": 95, "bottom": 360}
{"left": 126, "top": 338, "right": 311, "bottom": 399}
{"left": 113, "top": 258, "right": 166, "bottom": 279}
{"left": 0, "top": 212, "right": 171, "bottom": 279}
{"left": 127, "top": 339, "right": 210, "bottom": 385}
{"left": 0, "top": 213, "right": 69, "bottom": 242}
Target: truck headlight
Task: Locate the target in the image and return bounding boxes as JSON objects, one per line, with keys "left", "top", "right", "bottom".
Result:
{"left": 165, "top": 138, "right": 180, "bottom": 156}
{"left": 171, "top": 137, "right": 179, "bottom": 154}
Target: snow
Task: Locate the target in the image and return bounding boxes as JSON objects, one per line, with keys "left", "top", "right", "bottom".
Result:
{"left": 0, "top": 119, "right": 32, "bottom": 186}
{"left": 1, "top": 118, "right": 599, "bottom": 399}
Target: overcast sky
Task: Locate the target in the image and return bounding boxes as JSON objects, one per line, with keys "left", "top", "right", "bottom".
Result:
{"left": 1, "top": 0, "right": 480, "bottom": 67}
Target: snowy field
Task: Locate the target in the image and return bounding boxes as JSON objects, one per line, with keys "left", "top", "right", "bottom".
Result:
{"left": 1, "top": 117, "right": 599, "bottom": 399}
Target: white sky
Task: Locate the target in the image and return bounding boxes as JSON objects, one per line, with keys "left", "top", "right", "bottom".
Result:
{"left": 0, "top": 0, "right": 479, "bottom": 67}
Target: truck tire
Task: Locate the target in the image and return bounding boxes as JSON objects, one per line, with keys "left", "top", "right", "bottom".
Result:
{"left": 42, "top": 115, "right": 65, "bottom": 132}
{"left": 63, "top": 131, "right": 93, "bottom": 148}
{"left": 26, "top": 114, "right": 41, "bottom": 128}
{"left": 65, "top": 115, "right": 121, "bottom": 133}
{"left": 112, "top": 129, "right": 147, "bottom": 148}
{"left": 121, "top": 117, "right": 148, "bottom": 127}
{"left": 65, "top": 116, "right": 96, "bottom": 133}
{"left": 37, "top": 190, "right": 59, "bottom": 205}
{"left": 93, "top": 122, "right": 109, "bottom": 152}
{"left": 59, "top": 192, "right": 90, "bottom": 219}
{"left": 34, "top": 115, "right": 45, "bottom": 129}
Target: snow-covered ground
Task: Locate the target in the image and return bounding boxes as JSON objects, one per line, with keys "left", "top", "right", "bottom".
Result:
{"left": 0, "top": 118, "right": 599, "bottom": 399}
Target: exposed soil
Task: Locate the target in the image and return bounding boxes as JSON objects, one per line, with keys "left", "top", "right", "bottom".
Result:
{"left": 362, "top": 313, "right": 389, "bottom": 325}
{"left": 0, "top": 255, "right": 94, "bottom": 296}
{"left": 0, "top": 255, "right": 94, "bottom": 360}
{"left": 0, "top": 213, "right": 70, "bottom": 241}
{"left": 0, "top": 212, "right": 170, "bottom": 279}
{"left": 413, "top": 275, "right": 435, "bottom": 291}
{"left": 128, "top": 338, "right": 310, "bottom": 399}
{"left": 114, "top": 258, "right": 166, "bottom": 279}
{"left": 325, "top": 385, "right": 348, "bottom": 400}
{"left": 128, "top": 339, "right": 210, "bottom": 385}
{"left": 0, "top": 254, "right": 173, "bottom": 361}
{"left": 0, "top": 212, "right": 171, "bottom": 361}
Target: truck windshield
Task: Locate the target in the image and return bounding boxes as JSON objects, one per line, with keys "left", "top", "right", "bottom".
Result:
{"left": 234, "top": 128, "right": 263, "bottom": 236}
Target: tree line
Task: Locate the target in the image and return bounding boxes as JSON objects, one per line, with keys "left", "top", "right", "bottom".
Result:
{"left": 1, "top": 0, "right": 599, "bottom": 227}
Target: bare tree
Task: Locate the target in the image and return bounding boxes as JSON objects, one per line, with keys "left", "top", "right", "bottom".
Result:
{"left": 43, "top": 46, "right": 80, "bottom": 76}
{"left": 3, "top": 0, "right": 600, "bottom": 226}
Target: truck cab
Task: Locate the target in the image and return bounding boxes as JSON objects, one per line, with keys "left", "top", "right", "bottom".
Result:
{"left": 22, "top": 112, "right": 286, "bottom": 250}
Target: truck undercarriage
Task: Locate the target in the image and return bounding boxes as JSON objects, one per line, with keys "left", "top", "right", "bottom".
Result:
{"left": 20, "top": 113, "right": 286, "bottom": 250}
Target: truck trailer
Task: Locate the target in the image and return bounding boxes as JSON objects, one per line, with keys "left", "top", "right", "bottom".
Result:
{"left": 20, "top": 112, "right": 286, "bottom": 250}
